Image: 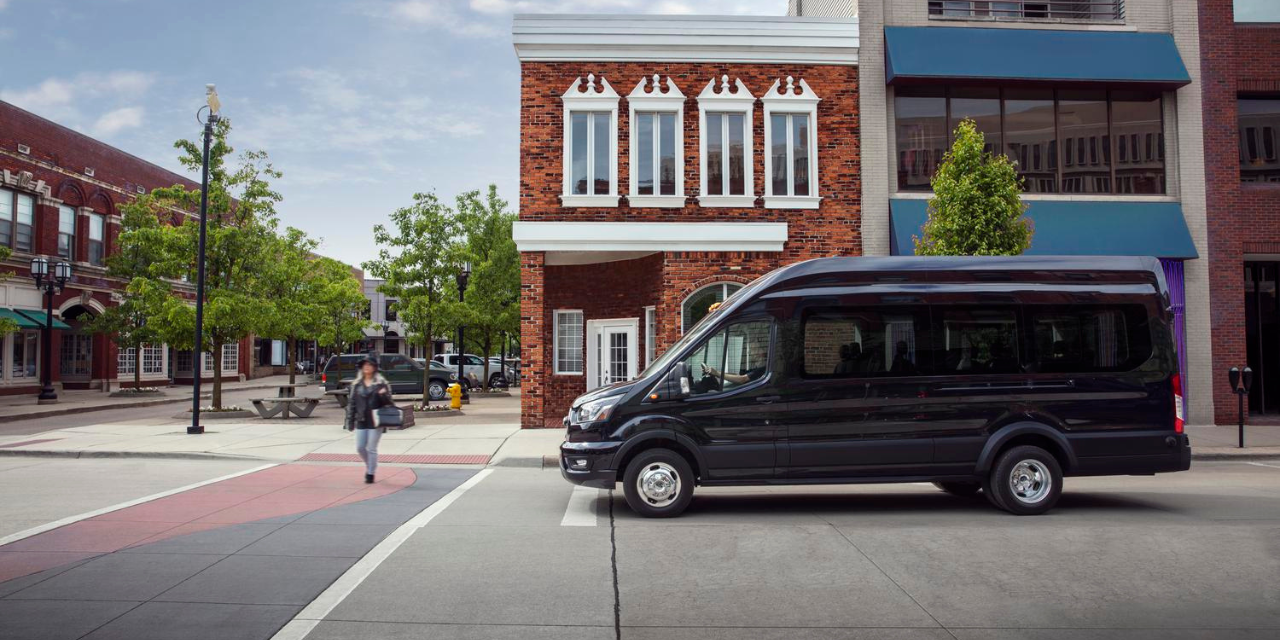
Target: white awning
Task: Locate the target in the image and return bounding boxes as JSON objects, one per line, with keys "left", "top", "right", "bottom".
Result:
{"left": 513, "top": 221, "right": 788, "bottom": 262}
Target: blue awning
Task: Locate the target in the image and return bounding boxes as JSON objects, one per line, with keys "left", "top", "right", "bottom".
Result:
{"left": 885, "top": 26, "right": 1191, "bottom": 88}
{"left": 889, "top": 199, "right": 1199, "bottom": 259}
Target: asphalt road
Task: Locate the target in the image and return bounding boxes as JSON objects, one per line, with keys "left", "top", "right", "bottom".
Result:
{"left": 311, "top": 461, "right": 1280, "bottom": 640}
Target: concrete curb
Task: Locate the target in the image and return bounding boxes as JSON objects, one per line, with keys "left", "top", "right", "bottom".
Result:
{"left": 488, "top": 455, "right": 559, "bottom": 469}
{"left": 0, "top": 449, "right": 265, "bottom": 462}
{"left": 1190, "top": 450, "right": 1280, "bottom": 461}
{"left": 0, "top": 382, "right": 286, "bottom": 424}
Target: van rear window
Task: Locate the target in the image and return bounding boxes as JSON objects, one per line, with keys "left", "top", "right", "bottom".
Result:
{"left": 1027, "top": 304, "right": 1152, "bottom": 373}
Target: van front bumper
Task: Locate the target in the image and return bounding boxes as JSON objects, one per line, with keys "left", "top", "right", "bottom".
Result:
{"left": 560, "top": 440, "right": 621, "bottom": 489}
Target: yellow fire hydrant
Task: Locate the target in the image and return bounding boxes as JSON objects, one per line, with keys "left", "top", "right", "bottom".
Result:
{"left": 448, "top": 383, "right": 463, "bottom": 410}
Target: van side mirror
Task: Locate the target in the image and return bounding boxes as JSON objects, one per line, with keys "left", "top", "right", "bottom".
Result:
{"left": 647, "top": 362, "right": 691, "bottom": 402}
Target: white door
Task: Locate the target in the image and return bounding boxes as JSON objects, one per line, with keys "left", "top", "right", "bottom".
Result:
{"left": 586, "top": 318, "right": 639, "bottom": 391}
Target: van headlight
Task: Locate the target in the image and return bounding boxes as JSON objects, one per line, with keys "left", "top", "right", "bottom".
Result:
{"left": 573, "top": 396, "right": 618, "bottom": 425}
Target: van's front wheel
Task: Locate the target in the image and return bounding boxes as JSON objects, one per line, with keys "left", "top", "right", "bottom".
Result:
{"left": 623, "top": 449, "right": 694, "bottom": 518}
{"left": 988, "top": 445, "right": 1063, "bottom": 515}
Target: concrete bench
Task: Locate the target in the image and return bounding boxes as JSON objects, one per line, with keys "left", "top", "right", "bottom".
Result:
{"left": 250, "top": 397, "right": 320, "bottom": 419}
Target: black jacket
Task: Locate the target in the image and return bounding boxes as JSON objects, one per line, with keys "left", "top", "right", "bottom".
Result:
{"left": 345, "top": 375, "right": 391, "bottom": 430}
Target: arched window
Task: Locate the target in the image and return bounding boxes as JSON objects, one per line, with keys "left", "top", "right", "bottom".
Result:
{"left": 682, "top": 282, "right": 744, "bottom": 333}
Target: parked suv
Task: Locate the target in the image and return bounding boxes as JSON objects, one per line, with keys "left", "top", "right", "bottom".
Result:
{"left": 560, "top": 256, "right": 1190, "bottom": 518}
{"left": 433, "top": 353, "right": 515, "bottom": 388}
{"left": 322, "top": 353, "right": 458, "bottom": 401}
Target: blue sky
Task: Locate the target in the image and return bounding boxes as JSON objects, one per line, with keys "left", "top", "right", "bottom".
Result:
{"left": 0, "top": 0, "right": 785, "bottom": 267}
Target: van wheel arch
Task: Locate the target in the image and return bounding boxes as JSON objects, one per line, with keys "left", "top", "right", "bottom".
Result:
{"left": 613, "top": 431, "right": 703, "bottom": 485}
{"left": 976, "top": 423, "right": 1076, "bottom": 476}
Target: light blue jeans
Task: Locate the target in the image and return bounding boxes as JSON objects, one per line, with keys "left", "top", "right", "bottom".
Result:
{"left": 355, "top": 428, "right": 383, "bottom": 476}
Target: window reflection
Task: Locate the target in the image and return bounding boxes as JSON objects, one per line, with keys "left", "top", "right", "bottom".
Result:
{"left": 894, "top": 87, "right": 946, "bottom": 191}
{"left": 1059, "top": 91, "right": 1109, "bottom": 194}
{"left": 1239, "top": 98, "right": 1280, "bottom": 183}
{"left": 1114, "top": 91, "right": 1166, "bottom": 192}
{"left": 1004, "top": 89, "right": 1056, "bottom": 193}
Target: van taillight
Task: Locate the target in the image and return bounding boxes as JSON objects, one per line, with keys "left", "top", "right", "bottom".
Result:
{"left": 321, "top": 373, "right": 327, "bottom": 384}
{"left": 1172, "top": 373, "right": 1184, "bottom": 433}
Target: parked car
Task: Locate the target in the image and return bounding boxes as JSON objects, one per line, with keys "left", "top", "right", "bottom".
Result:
{"left": 433, "top": 353, "right": 515, "bottom": 389}
{"left": 322, "top": 353, "right": 458, "bottom": 401}
{"left": 560, "top": 256, "right": 1190, "bottom": 518}
{"left": 488, "top": 357, "right": 519, "bottom": 386}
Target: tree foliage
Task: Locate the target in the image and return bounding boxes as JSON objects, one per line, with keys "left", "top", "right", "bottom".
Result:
{"left": 454, "top": 186, "right": 519, "bottom": 388}
{"left": 0, "top": 246, "right": 15, "bottom": 335}
{"left": 914, "top": 119, "right": 1033, "bottom": 256}
{"left": 362, "top": 191, "right": 463, "bottom": 403}
{"left": 311, "top": 257, "right": 369, "bottom": 387}
{"left": 255, "top": 227, "right": 322, "bottom": 384}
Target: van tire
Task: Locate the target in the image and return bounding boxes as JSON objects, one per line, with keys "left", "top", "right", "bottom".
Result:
{"left": 933, "top": 481, "right": 981, "bottom": 497}
{"left": 987, "top": 445, "right": 1063, "bottom": 515}
{"left": 623, "top": 449, "right": 694, "bottom": 518}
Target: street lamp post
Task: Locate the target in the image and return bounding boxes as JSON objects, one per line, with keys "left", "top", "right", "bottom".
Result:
{"left": 190, "top": 84, "right": 221, "bottom": 435}
{"left": 378, "top": 320, "right": 390, "bottom": 355}
{"left": 30, "top": 257, "right": 70, "bottom": 404}
{"left": 456, "top": 262, "right": 471, "bottom": 398}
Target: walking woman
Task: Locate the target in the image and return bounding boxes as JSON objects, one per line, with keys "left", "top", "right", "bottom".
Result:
{"left": 345, "top": 357, "right": 391, "bottom": 483}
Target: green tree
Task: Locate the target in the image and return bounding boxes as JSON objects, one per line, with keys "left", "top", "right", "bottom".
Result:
{"left": 455, "top": 185, "right": 519, "bottom": 389}
{"left": 150, "top": 119, "right": 281, "bottom": 409}
{"left": 312, "top": 257, "right": 368, "bottom": 387}
{"left": 914, "top": 119, "right": 1033, "bottom": 256}
{"left": 85, "top": 194, "right": 177, "bottom": 390}
{"left": 256, "top": 227, "right": 322, "bottom": 385}
{"left": 0, "top": 246, "right": 15, "bottom": 335}
{"left": 363, "top": 191, "right": 462, "bottom": 404}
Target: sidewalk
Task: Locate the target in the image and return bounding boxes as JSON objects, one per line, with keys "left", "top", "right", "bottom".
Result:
{"left": 0, "top": 375, "right": 306, "bottom": 423}
{"left": 1185, "top": 423, "right": 1280, "bottom": 459}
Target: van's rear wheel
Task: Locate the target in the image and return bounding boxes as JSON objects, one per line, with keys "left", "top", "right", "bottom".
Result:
{"left": 987, "top": 445, "right": 1063, "bottom": 515}
{"left": 933, "top": 481, "right": 981, "bottom": 497}
{"left": 622, "top": 449, "right": 694, "bottom": 518}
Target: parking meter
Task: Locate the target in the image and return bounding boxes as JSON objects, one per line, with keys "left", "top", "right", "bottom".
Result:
{"left": 1229, "top": 366, "right": 1253, "bottom": 448}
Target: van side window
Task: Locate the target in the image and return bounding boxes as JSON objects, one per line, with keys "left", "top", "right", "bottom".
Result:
{"left": 1027, "top": 305, "right": 1152, "bottom": 373}
{"left": 682, "top": 319, "right": 771, "bottom": 395}
{"left": 938, "top": 307, "right": 1022, "bottom": 374}
{"left": 802, "top": 308, "right": 929, "bottom": 377}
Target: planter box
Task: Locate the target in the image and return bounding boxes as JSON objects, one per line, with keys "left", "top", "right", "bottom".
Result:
{"left": 468, "top": 391, "right": 512, "bottom": 399}
{"left": 410, "top": 408, "right": 464, "bottom": 419}
{"left": 174, "top": 409, "right": 257, "bottom": 420}
{"left": 110, "top": 390, "right": 164, "bottom": 398}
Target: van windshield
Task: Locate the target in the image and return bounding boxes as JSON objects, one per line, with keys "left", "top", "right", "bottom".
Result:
{"left": 638, "top": 273, "right": 768, "bottom": 379}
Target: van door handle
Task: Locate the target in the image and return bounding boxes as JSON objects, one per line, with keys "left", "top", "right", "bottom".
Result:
{"left": 756, "top": 395, "right": 782, "bottom": 404}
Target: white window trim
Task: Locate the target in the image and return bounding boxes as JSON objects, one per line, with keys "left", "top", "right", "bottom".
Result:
{"left": 697, "top": 76, "right": 756, "bottom": 208}
{"left": 3, "top": 330, "right": 40, "bottom": 384}
{"left": 644, "top": 306, "right": 656, "bottom": 366}
{"left": 561, "top": 74, "right": 620, "bottom": 208}
{"left": 628, "top": 75, "right": 686, "bottom": 208}
{"left": 553, "top": 309, "right": 585, "bottom": 376}
{"left": 762, "top": 76, "right": 822, "bottom": 210}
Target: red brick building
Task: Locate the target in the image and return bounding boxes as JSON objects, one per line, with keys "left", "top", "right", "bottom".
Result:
{"left": 0, "top": 100, "right": 251, "bottom": 395}
{"left": 512, "top": 15, "right": 860, "bottom": 428}
{"left": 1199, "top": 1, "right": 1280, "bottom": 422}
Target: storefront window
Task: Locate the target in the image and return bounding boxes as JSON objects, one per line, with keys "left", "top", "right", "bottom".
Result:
{"left": 1059, "top": 91, "right": 1110, "bottom": 194}
{"left": 894, "top": 87, "right": 947, "bottom": 191}
{"left": 1113, "top": 91, "right": 1166, "bottom": 193}
{"left": 950, "top": 87, "right": 1001, "bottom": 156}
{"left": 1239, "top": 97, "right": 1280, "bottom": 183}
{"left": 11, "top": 332, "right": 38, "bottom": 379}
{"left": 1235, "top": 0, "right": 1280, "bottom": 23}
{"left": 1004, "top": 89, "right": 1056, "bottom": 193}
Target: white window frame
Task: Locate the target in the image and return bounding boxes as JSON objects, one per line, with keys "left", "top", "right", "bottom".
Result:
{"left": 57, "top": 205, "right": 77, "bottom": 261}
{"left": 561, "top": 75, "right": 620, "bottom": 208}
{"left": 6, "top": 330, "right": 39, "bottom": 381}
{"left": 553, "top": 309, "right": 584, "bottom": 375}
{"left": 697, "top": 76, "right": 756, "bottom": 208}
{"left": 88, "top": 213, "right": 105, "bottom": 266}
{"left": 221, "top": 342, "right": 239, "bottom": 375}
{"left": 762, "top": 76, "right": 821, "bottom": 210}
{"left": 628, "top": 75, "right": 686, "bottom": 208}
{"left": 644, "top": 306, "right": 656, "bottom": 366}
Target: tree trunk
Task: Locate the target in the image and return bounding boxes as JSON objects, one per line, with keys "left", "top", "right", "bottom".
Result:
{"left": 334, "top": 340, "right": 343, "bottom": 386}
{"left": 211, "top": 342, "right": 223, "bottom": 410}
{"left": 481, "top": 334, "right": 492, "bottom": 390}
{"left": 287, "top": 336, "right": 297, "bottom": 385}
{"left": 133, "top": 342, "right": 142, "bottom": 390}
{"left": 421, "top": 321, "right": 433, "bottom": 405}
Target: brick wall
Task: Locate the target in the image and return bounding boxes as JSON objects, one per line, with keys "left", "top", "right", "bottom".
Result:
{"left": 1198, "top": 0, "right": 1280, "bottom": 423}
{"left": 519, "top": 60, "right": 862, "bottom": 427}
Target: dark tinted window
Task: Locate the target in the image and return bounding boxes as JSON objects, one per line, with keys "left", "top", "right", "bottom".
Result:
{"left": 1059, "top": 91, "right": 1109, "bottom": 194}
{"left": 1004, "top": 90, "right": 1056, "bottom": 193}
{"left": 938, "top": 307, "right": 1022, "bottom": 374}
{"left": 803, "top": 308, "right": 930, "bottom": 377}
{"left": 1113, "top": 91, "right": 1165, "bottom": 193}
{"left": 1239, "top": 97, "right": 1280, "bottom": 183}
{"left": 682, "top": 320, "right": 771, "bottom": 396}
{"left": 895, "top": 87, "right": 946, "bottom": 191}
{"left": 1028, "top": 305, "right": 1152, "bottom": 373}
{"left": 950, "top": 87, "right": 1001, "bottom": 156}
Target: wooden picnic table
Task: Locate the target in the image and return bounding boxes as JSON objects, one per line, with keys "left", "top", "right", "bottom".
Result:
{"left": 251, "top": 396, "right": 320, "bottom": 419}
{"left": 325, "top": 388, "right": 349, "bottom": 408}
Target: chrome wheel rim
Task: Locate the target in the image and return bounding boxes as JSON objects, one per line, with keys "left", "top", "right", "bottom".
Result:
{"left": 637, "top": 462, "right": 680, "bottom": 508}
{"left": 1008, "top": 459, "right": 1052, "bottom": 504}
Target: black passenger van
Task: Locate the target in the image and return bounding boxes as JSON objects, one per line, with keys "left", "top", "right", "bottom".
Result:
{"left": 560, "top": 256, "right": 1190, "bottom": 517}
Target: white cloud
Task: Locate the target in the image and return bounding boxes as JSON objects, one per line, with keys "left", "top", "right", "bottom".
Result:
{"left": 366, "top": 1, "right": 501, "bottom": 37}
{"left": 0, "top": 28, "right": 12, "bottom": 40}
{"left": 291, "top": 68, "right": 365, "bottom": 112}
{"left": 0, "top": 0, "right": 9, "bottom": 11}
{"left": 93, "top": 106, "right": 145, "bottom": 135}
{"left": 0, "top": 78, "right": 76, "bottom": 114}
{"left": 468, "top": 0, "right": 782, "bottom": 14}
{"left": 97, "top": 70, "right": 155, "bottom": 95}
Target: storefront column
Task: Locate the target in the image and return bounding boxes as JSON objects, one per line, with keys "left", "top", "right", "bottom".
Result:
{"left": 520, "top": 251, "right": 546, "bottom": 429}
